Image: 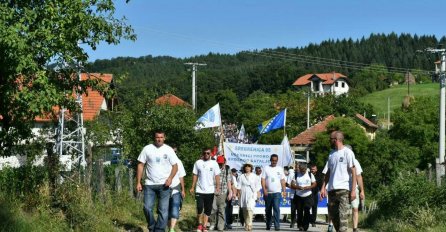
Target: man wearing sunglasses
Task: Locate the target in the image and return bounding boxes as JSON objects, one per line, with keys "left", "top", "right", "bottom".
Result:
{"left": 190, "top": 148, "right": 221, "bottom": 232}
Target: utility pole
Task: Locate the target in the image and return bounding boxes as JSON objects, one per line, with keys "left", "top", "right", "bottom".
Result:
{"left": 387, "top": 97, "right": 390, "bottom": 130}
{"left": 306, "top": 89, "right": 310, "bottom": 162}
{"left": 184, "top": 62, "right": 206, "bottom": 111}
{"left": 406, "top": 70, "right": 410, "bottom": 96}
{"left": 425, "top": 48, "right": 446, "bottom": 186}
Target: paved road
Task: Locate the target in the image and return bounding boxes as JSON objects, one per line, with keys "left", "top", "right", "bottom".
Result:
{"left": 228, "top": 220, "right": 328, "bottom": 232}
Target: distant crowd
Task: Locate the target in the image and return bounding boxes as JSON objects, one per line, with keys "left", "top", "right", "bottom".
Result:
{"left": 222, "top": 123, "right": 254, "bottom": 144}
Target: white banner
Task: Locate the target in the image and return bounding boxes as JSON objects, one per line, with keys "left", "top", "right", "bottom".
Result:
{"left": 224, "top": 142, "right": 286, "bottom": 171}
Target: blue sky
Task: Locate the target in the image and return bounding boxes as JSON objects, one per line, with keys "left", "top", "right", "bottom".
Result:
{"left": 85, "top": 0, "right": 445, "bottom": 61}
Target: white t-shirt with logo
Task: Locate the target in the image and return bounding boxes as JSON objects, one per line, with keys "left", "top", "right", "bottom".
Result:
{"left": 171, "top": 160, "right": 186, "bottom": 194}
{"left": 261, "top": 165, "right": 286, "bottom": 193}
{"left": 325, "top": 147, "right": 355, "bottom": 191}
{"left": 193, "top": 159, "right": 221, "bottom": 194}
{"left": 294, "top": 171, "right": 316, "bottom": 197}
{"left": 137, "top": 144, "right": 179, "bottom": 185}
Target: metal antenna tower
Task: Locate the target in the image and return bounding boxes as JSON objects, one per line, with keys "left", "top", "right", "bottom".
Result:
{"left": 54, "top": 66, "right": 86, "bottom": 168}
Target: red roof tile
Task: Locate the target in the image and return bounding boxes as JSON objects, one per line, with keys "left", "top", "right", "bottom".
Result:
{"left": 289, "top": 115, "right": 336, "bottom": 145}
{"left": 35, "top": 73, "right": 112, "bottom": 122}
{"left": 292, "top": 72, "right": 348, "bottom": 86}
{"left": 155, "top": 94, "right": 190, "bottom": 107}
{"left": 355, "top": 113, "right": 378, "bottom": 129}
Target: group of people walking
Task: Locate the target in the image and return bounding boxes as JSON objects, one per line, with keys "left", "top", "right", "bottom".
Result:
{"left": 136, "top": 130, "right": 364, "bottom": 232}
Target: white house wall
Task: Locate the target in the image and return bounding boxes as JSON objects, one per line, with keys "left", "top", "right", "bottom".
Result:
{"left": 332, "top": 80, "right": 349, "bottom": 95}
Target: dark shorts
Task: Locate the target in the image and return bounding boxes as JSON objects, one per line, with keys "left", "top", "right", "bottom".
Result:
{"left": 196, "top": 193, "right": 214, "bottom": 216}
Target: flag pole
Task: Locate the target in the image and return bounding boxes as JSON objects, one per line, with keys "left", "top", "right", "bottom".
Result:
{"left": 218, "top": 103, "right": 225, "bottom": 155}
{"left": 283, "top": 108, "right": 287, "bottom": 137}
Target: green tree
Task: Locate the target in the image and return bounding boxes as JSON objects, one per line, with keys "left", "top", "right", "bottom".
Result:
{"left": 311, "top": 117, "right": 370, "bottom": 168}
{"left": 116, "top": 93, "right": 214, "bottom": 171}
{"left": 0, "top": 0, "right": 135, "bottom": 153}
{"left": 214, "top": 89, "right": 240, "bottom": 123}
{"left": 389, "top": 96, "right": 439, "bottom": 169}
{"left": 361, "top": 132, "right": 420, "bottom": 193}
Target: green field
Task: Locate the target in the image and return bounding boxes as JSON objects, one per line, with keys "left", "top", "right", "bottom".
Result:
{"left": 359, "top": 83, "right": 439, "bottom": 118}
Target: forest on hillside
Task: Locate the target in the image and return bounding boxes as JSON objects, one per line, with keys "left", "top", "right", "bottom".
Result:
{"left": 86, "top": 33, "right": 444, "bottom": 113}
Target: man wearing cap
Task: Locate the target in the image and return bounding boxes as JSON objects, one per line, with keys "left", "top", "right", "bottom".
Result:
{"left": 209, "top": 155, "right": 233, "bottom": 232}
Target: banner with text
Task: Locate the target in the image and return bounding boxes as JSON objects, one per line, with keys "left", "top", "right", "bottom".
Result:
{"left": 224, "top": 142, "right": 286, "bottom": 171}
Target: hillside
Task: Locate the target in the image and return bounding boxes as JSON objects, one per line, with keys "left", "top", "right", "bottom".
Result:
{"left": 359, "top": 82, "right": 439, "bottom": 118}
{"left": 86, "top": 33, "right": 444, "bottom": 112}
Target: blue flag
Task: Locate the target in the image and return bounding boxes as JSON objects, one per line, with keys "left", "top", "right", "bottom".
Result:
{"left": 257, "top": 109, "right": 287, "bottom": 134}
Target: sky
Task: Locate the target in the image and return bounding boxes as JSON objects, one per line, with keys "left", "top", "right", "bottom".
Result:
{"left": 85, "top": 0, "right": 446, "bottom": 62}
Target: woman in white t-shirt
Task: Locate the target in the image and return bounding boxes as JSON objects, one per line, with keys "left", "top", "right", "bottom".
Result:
{"left": 237, "top": 163, "right": 260, "bottom": 231}
{"left": 291, "top": 163, "right": 317, "bottom": 231}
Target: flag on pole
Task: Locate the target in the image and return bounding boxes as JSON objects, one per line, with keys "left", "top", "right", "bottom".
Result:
{"left": 238, "top": 124, "right": 245, "bottom": 141}
{"left": 195, "top": 103, "right": 222, "bottom": 130}
{"left": 257, "top": 109, "right": 286, "bottom": 135}
{"left": 281, "top": 134, "right": 293, "bottom": 166}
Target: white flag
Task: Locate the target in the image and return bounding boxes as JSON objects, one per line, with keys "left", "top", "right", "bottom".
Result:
{"left": 281, "top": 135, "right": 293, "bottom": 166}
{"left": 195, "top": 103, "right": 221, "bottom": 130}
{"left": 238, "top": 124, "right": 245, "bottom": 141}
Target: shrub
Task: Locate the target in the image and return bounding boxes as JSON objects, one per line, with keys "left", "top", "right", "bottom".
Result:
{"left": 365, "top": 171, "right": 446, "bottom": 231}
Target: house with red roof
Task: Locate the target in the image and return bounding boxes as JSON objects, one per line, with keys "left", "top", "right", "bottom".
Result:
{"left": 32, "top": 73, "right": 114, "bottom": 135}
{"left": 155, "top": 94, "right": 191, "bottom": 107}
{"left": 354, "top": 113, "right": 378, "bottom": 140}
{"left": 289, "top": 114, "right": 378, "bottom": 159}
{"left": 289, "top": 115, "right": 336, "bottom": 155}
{"left": 1, "top": 73, "right": 114, "bottom": 169}
{"left": 34, "top": 73, "right": 113, "bottom": 122}
{"left": 292, "top": 72, "right": 350, "bottom": 96}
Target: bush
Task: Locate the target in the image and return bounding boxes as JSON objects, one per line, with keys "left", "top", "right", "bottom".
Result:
{"left": 365, "top": 172, "right": 446, "bottom": 231}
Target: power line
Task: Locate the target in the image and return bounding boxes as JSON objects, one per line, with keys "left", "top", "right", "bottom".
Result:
{"left": 245, "top": 49, "right": 431, "bottom": 75}
{"left": 133, "top": 26, "right": 432, "bottom": 75}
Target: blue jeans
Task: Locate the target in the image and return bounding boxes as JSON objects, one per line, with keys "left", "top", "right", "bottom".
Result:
{"left": 265, "top": 192, "right": 281, "bottom": 229}
{"left": 169, "top": 192, "right": 182, "bottom": 219}
{"left": 143, "top": 185, "right": 172, "bottom": 232}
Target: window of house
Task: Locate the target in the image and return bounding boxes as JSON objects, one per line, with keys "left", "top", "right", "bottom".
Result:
{"left": 313, "top": 81, "right": 320, "bottom": 91}
{"left": 342, "top": 82, "right": 345, "bottom": 88}
{"left": 335, "top": 82, "right": 338, "bottom": 87}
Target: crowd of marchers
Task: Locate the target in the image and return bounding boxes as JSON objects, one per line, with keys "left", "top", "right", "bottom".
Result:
{"left": 136, "top": 130, "right": 365, "bottom": 232}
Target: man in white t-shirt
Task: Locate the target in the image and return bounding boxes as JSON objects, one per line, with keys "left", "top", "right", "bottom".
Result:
{"left": 321, "top": 131, "right": 357, "bottom": 232}
{"left": 287, "top": 163, "right": 298, "bottom": 228}
{"left": 190, "top": 148, "right": 221, "bottom": 232}
{"left": 261, "top": 154, "right": 286, "bottom": 231}
{"left": 136, "top": 130, "right": 179, "bottom": 232}
{"left": 344, "top": 145, "right": 365, "bottom": 232}
{"left": 168, "top": 147, "right": 186, "bottom": 232}
{"left": 291, "top": 163, "right": 317, "bottom": 231}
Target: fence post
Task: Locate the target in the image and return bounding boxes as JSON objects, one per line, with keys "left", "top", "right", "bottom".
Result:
{"left": 436, "top": 158, "right": 442, "bottom": 186}
{"left": 128, "top": 168, "right": 134, "bottom": 197}
{"left": 86, "top": 144, "right": 93, "bottom": 189}
{"left": 46, "top": 142, "right": 58, "bottom": 193}
{"left": 115, "top": 167, "right": 122, "bottom": 193}
{"left": 428, "top": 163, "right": 432, "bottom": 182}
{"left": 97, "top": 159, "right": 105, "bottom": 200}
